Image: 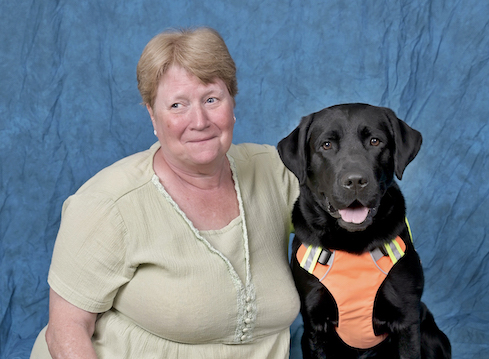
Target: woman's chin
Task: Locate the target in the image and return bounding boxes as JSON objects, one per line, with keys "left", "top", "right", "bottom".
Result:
{"left": 186, "top": 149, "right": 226, "bottom": 168}
{"left": 187, "top": 142, "right": 231, "bottom": 165}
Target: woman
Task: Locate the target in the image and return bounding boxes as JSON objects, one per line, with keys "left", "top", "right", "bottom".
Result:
{"left": 31, "top": 27, "right": 300, "bottom": 358}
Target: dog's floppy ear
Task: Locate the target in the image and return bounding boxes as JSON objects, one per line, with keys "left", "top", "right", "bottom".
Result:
{"left": 384, "top": 107, "right": 423, "bottom": 180}
{"left": 277, "top": 114, "right": 314, "bottom": 185}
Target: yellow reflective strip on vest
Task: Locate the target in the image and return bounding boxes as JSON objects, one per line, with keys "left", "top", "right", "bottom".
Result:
{"left": 300, "top": 246, "right": 313, "bottom": 268}
{"left": 300, "top": 245, "right": 323, "bottom": 274}
{"left": 405, "top": 217, "right": 413, "bottom": 242}
{"left": 384, "top": 242, "right": 398, "bottom": 265}
{"left": 309, "top": 248, "right": 322, "bottom": 274}
{"left": 384, "top": 238, "right": 405, "bottom": 264}
{"left": 392, "top": 239, "right": 404, "bottom": 258}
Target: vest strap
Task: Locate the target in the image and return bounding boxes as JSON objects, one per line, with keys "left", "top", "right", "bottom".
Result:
{"left": 371, "top": 247, "right": 384, "bottom": 262}
{"left": 298, "top": 237, "right": 407, "bottom": 275}
{"left": 383, "top": 239, "right": 404, "bottom": 264}
{"left": 300, "top": 246, "right": 322, "bottom": 274}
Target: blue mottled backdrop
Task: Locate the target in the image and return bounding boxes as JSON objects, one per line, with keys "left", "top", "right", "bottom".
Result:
{"left": 1, "top": 0, "right": 488, "bottom": 358}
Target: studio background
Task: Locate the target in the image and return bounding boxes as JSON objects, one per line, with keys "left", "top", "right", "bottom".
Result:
{"left": 1, "top": 0, "right": 488, "bottom": 358}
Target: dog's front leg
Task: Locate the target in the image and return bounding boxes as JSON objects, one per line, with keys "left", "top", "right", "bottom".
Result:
{"left": 299, "top": 287, "right": 338, "bottom": 359}
{"left": 397, "top": 323, "right": 421, "bottom": 359}
{"left": 300, "top": 324, "right": 330, "bottom": 359}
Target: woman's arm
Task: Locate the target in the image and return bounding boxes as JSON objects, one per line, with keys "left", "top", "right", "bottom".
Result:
{"left": 45, "top": 288, "right": 98, "bottom": 359}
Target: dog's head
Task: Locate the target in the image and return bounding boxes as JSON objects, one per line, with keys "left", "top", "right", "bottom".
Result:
{"left": 278, "top": 103, "right": 422, "bottom": 233}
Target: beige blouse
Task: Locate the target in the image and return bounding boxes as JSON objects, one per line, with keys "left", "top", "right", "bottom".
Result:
{"left": 31, "top": 142, "right": 300, "bottom": 358}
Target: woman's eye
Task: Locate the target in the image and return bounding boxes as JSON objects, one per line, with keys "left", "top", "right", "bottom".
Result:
{"left": 370, "top": 138, "right": 381, "bottom": 146}
{"left": 322, "top": 141, "right": 332, "bottom": 150}
{"left": 206, "top": 97, "right": 216, "bottom": 104}
{"left": 171, "top": 103, "right": 180, "bottom": 109}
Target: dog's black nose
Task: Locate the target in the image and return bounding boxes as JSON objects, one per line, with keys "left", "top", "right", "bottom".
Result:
{"left": 342, "top": 173, "right": 368, "bottom": 190}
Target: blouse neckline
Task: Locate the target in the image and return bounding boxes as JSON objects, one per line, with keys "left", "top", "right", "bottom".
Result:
{"left": 150, "top": 152, "right": 257, "bottom": 344}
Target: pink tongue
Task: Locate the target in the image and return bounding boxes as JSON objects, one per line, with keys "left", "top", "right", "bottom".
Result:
{"left": 338, "top": 207, "right": 369, "bottom": 224}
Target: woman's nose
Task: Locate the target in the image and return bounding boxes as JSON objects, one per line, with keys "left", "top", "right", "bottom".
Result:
{"left": 190, "top": 105, "right": 210, "bottom": 129}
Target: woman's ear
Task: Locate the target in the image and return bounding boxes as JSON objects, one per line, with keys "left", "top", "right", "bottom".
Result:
{"left": 146, "top": 103, "right": 154, "bottom": 120}
{"left": 146, "top": 104, "right": 157, "bottom": 130}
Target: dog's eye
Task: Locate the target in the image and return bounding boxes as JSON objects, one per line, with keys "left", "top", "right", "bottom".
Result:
{"left": 370, "top": 138, "right": 381, "bottom": 146}
{"left": 322, "top": 142, "right": 332, "bottom": 150}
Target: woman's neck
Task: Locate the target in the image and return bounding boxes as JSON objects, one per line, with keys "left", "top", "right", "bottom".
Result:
{"left": 153, "top": 148, "right": 231, "bottom": 191}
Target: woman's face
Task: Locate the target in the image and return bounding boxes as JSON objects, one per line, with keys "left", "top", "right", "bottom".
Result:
{"left": 147, "top": 65, "right": 235, "bottom": 172}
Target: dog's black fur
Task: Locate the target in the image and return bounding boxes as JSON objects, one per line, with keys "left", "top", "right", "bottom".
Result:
{"left": 278, "top": 104, "right": 451, "bottom": 359}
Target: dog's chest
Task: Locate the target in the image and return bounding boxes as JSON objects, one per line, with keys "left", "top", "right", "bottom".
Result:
{"left": 297, "top": 237, "right": 406, "bottom": 349}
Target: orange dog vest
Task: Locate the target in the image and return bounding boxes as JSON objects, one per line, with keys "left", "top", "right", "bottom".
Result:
{"left": 297, "top": 237, "right": 407, "bottom": 349}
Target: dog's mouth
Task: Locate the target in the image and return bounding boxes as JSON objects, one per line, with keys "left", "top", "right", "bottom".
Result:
{"left": 339, "top": 206, "right": 369, "bottom": 224}
{"left": 325, "top": 198, "right": 377, "bottom": 231}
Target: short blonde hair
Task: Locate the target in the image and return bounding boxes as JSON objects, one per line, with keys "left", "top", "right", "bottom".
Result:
{"left": 137, "top": 27, "right": 238, "bottom": 108}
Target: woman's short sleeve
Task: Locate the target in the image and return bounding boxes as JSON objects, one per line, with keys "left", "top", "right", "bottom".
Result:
{"left": 272, "top": 147, "right": 300, "bottom": 210}
{"left": 48, "top": 194, "right": 133, "bottom": 313}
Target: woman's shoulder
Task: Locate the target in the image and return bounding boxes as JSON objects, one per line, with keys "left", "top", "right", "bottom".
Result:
{"left": 228, "top": 143, "right": 291, "bottom": 179}
{"left": 75, "top": 142, "right": 159, "bottom": 200}
{"left": 228, "top": 143, "right": 279, "bottom": 162}
{"left": 228, "top": 143, "right": 299, "bottom": 207}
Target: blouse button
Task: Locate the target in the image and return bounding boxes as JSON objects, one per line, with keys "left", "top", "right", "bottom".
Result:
{"left": 245, "top": 318, "right": 252, "bottom": 324}
{"left": 241, "top": 334, "right": 248, "bottom": 341}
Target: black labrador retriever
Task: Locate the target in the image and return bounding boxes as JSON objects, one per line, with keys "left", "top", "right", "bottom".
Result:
{"left": 278, "top": 104, "right": 451, "bottom": 359}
